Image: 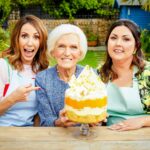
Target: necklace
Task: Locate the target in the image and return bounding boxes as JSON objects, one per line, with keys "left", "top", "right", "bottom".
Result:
{"left": 56, "top": 66, "right": 74, "bottom": 82}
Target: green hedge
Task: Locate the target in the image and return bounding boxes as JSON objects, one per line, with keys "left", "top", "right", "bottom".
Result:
{"left": 141, "top": 29, "right": 150, "bottom": 53}
{"left": 0, "top": 27, "right": 10, "bottom": 51}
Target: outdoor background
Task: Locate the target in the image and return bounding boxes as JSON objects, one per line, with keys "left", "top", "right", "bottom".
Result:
{"left": 0, "top": 0, "right": 150, "bottom": 68}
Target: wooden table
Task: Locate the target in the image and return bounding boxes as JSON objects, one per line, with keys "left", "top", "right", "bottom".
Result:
{"left": 0, "top": 127, "right": 149, "bottom": 150}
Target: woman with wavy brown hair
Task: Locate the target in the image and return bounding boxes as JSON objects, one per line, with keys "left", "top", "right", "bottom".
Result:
{"left": 0, "top": 15, "right": 49, "bottom": 126}
{"left": 99, "top": 19, "right": 150, "bottom": 131}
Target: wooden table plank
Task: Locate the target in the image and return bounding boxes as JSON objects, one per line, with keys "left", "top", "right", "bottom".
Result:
{"left": 0, "top": 127, "right": 149, "bottom": 150}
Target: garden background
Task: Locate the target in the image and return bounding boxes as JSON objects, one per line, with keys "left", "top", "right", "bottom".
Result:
{"left": 0, "top": 0, "right": 150, "bottom": 68}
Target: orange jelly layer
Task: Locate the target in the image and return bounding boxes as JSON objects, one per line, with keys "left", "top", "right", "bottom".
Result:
{"left": 65, "top": 96, "right": 107, "bottom": 109}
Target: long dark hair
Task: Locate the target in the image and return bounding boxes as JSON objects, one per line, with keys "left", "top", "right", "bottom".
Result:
{"left": 99, "top": 19, "right": 145, "bottom": 83}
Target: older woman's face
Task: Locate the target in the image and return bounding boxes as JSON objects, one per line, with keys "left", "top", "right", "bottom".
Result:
{"left": 108, "top": 26, "right": 136, "bottom": 62}
{"left": 51, "top": 34, "right": 81, "bottom": 69}
{"left": 19, "top": 23, "right": 40, "bottom": 65}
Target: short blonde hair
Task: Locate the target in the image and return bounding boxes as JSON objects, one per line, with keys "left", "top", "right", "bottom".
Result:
{"left": 47, "top": 24, "right": 87, "bottom": 61}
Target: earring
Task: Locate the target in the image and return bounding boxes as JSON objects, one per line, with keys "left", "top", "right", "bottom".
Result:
{"left": 133, "top": 50, "right": 136, "bottom": 55}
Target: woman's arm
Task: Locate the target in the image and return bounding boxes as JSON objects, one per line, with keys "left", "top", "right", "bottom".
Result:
{"left": 108, "top": 116, "right": 150, "bottom": 131}
{"left": 0, "top": 59, "right": 17, "bottom": 115}
{"left": 0, "top": 59, "right": 38, "bottom": 115}
{"left": 36, "top": 75, "right": 58, "bottom": 126}
{"left": 0, "top": 84, "right": 40, "bottom": 115}
{"left": 143, "top": 116, "right": 150, "bottom": 126}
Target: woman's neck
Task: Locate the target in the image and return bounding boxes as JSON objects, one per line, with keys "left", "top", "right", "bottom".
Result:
{"left": 56, "top": 65, "right": 76, "bottom": 82}
{"left": 111, "top": 59, "right": 134, "bottom": 87}
{"left": 112, "top": 59, "right": 133, "bottom": 75}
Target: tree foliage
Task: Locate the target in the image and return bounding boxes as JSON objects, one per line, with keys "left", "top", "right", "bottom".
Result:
{"left": 141, "top": 29, "right": 150, "bottom": 53}
{"left": 0, "top": 0, "right": 11, "bottom": 25}
{"left": 0, "top": 0, "right": 45, "bottom": 25}
{"left": 42, "top": 0, "right": 117, "bottom": 19}
{"left": 0, "top": 0, "right": 117, "bottom": 25}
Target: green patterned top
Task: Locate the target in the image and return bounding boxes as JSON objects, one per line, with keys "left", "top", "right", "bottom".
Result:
{"left": 137, "top": 61, "right": 150, "bottom": 113}
{"left": 98, "top": 61, "right": 150, "bottom": 114}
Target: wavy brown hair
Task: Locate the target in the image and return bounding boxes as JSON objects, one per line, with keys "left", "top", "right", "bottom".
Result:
{"left": 1, "top": 15, "right": 49, "bottom": 73}
{"left": 99, "top": 19, "right": 145, "bottom": 83}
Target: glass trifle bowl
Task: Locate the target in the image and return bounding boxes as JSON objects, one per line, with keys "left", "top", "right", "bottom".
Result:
{"left": 65, "top": 66, "right": 107, "bottom": 139}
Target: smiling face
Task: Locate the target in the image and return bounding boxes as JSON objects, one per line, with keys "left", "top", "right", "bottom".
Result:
{"left": 51, "top": 34, "right": 81, "bottom": 70}
{"left": 108, "top": 26, "right": 136, "bottom": 63}
{"left": 19, "top": 23, "right": 40, "bottom": 65}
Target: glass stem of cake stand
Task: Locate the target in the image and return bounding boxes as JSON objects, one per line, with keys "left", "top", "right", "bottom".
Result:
{"left": 80, "top": 123, "right": 90, "bottom": 136}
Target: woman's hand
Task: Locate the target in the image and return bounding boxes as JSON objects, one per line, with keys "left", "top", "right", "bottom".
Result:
{"left": 108, "top": 117, "right": 147, "bottom": 131}
{"left": 54, "top": 109, "right": 77, "bottom": 127}
{"left": 0, "top": 84, "right": 40, "bottom": 115}
{"left": 8, "top": 84, "right": 40, "bottom": 104}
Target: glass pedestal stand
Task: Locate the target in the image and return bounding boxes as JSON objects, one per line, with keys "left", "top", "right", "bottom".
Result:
{"left": 74, "top": 123, "right": 97, "bottom": 140}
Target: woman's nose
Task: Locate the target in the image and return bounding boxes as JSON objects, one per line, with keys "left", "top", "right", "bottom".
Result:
{"left": 27, "top": 38, "right": 34, "bottom": 45}
{"left": 116, "top": 39, "right": 122, "bottom": 45}
{"left": 64, "top": 47, "right": 71, "bottom": 55}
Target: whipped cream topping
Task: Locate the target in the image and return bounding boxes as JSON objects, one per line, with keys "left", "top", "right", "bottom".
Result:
{"left": 66, "top": 65, "right": 107, "bottom": 100}
{"left": 66, "top": 105, "right": 107, "bottom": 116}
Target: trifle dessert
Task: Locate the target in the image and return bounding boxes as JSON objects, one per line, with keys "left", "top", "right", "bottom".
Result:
{"left": 65, "top": 65, "right": 107, "bottom": 123}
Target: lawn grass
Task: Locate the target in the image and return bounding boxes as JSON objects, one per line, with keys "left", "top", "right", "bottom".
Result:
{"left": 78, "top": 50, "right": 106, "bottom": 68}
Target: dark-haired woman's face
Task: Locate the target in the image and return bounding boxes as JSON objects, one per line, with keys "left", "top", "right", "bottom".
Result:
{"left": 19, "top": 23, "right": 40, "bottom": 65}
{"left": 108, "top": 26, "right": 136, "bottom": 62}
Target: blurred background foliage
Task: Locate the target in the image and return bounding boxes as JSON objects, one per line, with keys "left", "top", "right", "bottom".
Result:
{"left": 0, "top": 0, "right": 116, "bottom": 25}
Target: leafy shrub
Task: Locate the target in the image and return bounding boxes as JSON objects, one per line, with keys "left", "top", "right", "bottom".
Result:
{"left": 0, "top": 27, "right": 10, "bottom": 52}
{"left": 84, "top": 27, "right": 98, "bottom": 41}
{"left": 141, "top": 29, "right": 150, "bottom": 61}
{"left": 141, "top": 29, "right": 150, "bottom": 53}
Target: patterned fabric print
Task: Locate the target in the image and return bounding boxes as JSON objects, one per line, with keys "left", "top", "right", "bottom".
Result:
{"left": 137, "top": 61, "right": 150, "bottom": 113}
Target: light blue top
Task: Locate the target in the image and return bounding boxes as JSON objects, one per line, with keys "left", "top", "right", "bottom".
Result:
{"left": 107, "top": 66, "right": 149, "bottom": 126}
{"left": 0, "top": 61, "right": 37, "bottom": 126}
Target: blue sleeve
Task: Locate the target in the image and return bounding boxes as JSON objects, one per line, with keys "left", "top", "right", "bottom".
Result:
{"left": 35, "top": 74, "right": 57, "bottom": 126}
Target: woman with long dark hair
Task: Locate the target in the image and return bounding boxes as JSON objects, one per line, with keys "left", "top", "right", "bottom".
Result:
{"left": 99, "top": 19, "right": 150, "bottom": 131}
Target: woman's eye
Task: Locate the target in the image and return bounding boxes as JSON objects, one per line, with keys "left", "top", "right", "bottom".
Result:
{"left": 110, "top": 36, "right": 116, "bottom": 40}
{"left": 34, "top": 35, "right": 40, "bottom": 39}
{"left": 58, "top": 45, "right": 65, "bottom": 49}
{"left": 70, "top": 46, "right": 78, "bottom": 50}
{"left": 59, "top": 45, "right": 65, "bottom": 48}
{"left": 123, "top": 38, "right": 130, "bottom": 41}
{"left": 57, "top": 44, "right": 66, "bottom": 50}
{"left": 21, "top": 34, "right": 28, "bottom": 38}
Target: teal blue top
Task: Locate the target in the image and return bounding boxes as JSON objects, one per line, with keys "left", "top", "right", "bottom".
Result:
{"left": 107, "top": 66, "right": 150, "bottom": 126}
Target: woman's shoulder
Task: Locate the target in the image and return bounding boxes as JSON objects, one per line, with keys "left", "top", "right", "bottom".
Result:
{"left": 36, "top": 66, "right": 56, "bottom": 79}
{"left": 0, "top": 58, "right": 6, "bottom": 65}
{"left": 0, "top": 58, "right": 10, "bottom": 83}
{"left": 76, "top": 64, "right": 84, "bottom": 69}
{"left": 0, "top": 58, "right": 10, "bottom": 71}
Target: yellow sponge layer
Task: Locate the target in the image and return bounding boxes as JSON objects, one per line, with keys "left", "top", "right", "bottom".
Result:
{"left": 66, "top": 110, "right": 107, "bottom": 123}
